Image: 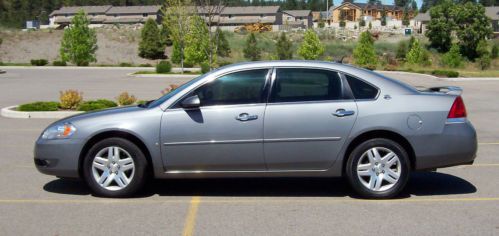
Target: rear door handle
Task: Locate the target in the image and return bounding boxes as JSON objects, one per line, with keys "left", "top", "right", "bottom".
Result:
{"left": 236, "top": 113, "right": 258, "bottom": 121}
{"left": 333, "top": 109, "right": 355, "bottom": 117}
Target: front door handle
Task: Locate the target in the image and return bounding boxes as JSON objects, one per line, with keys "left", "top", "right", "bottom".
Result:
{"left": 333, "top": 109, "right": 355, "bottom": 117}
{"left": 236, "top": 113, "right": 258, "bottom": 121}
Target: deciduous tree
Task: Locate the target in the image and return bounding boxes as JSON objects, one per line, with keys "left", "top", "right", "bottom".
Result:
{"left": 59, "top": 10, "right": 97, "bottom": 66}
{"left": 298, "top": 29, "right": 324, "bottom": 60}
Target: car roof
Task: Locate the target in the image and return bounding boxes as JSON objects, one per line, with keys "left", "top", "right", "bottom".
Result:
{"left": 213, "top": 60, "right": 418, "bottom": 95}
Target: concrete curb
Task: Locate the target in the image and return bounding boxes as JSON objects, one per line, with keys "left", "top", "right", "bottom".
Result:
{"left": 128, "top": 73, "right": 200, "bottom": 79}
{"left": 0, "top": 66, "right": 201, "bottom": 72}
{"left": 1, "top": 106, "right": 83, "bottom": 119}
{"left": 439, "top": 77, "right": 499, "bottom": 81}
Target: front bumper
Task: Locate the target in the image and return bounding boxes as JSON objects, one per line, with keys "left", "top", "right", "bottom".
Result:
{"left": 413, "top": 121, "right": 477, "bottom": 170}
{"left": 34, "top": 138, "right": 85, "bottom": 178}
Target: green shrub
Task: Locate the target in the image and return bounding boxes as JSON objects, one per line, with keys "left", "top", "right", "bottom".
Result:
{"left": 396, "top": 41, "right": 407, "bottom": 59}
{"left": 200, "top": 62, "right": 210, "bottom": 74}
{"left": 492, "top": 44, "right": 498, "bottom": 59}
{"left": 353, "top": 31, "right": 378, "bottom": 69}
{"left": 116, "top": 92, "right": 137, "bottom": 106}
{"left": 441, "top": 44, "right": 463, "bottom": 68}
{"left": 432, "top": 70, "right": 459, "bottom": 78}
{"left": 139, "top": 63, "right": 153, "bottom": 67}
{"left": 119, "top": 62, "right": 133, "bottom": 67}
{"left": 52, "top": 60, "right": 67, "bottom": 66}
{"left": 30, "top": 59, "right": 49, "bottom": 66}
{"left": 156, "top": 60, "right": 172, "bottom": 73}
{"left": 18, "top": 102, "right": 60, "bottom": 111}
{"left": 59, "top": 89, "right": 83, "bottom": 110}
{"left": 78, "top": 99, "right": 117, "bottom": 111}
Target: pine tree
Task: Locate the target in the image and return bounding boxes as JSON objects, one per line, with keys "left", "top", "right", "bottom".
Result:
{"left": 298, "top": 29, "right": 324, "bottom": 60}
{"left": 139, "top": 18, "right": 165, "bottom": 60}
{"left": 441, "top": 43, "right": 463, "bottom": 68}
{"left": 243, "top": 32, "right": 261, "bottom": 61}
{"left": 60, "top": 10, "right": 97, "bottom": 66}
{"left": 216, "top": 28, "right": 231, "bottom": 57}
{"left": 406, "top": 39, "right": 430, "bottom": 65}
{"left": 276, "top": 32, "right": 293, "bottom": 60}
{"left": 402, "top": 8, "right": 410, "bottom": 26}
{"left": 353, "top": 31, "right": 378, "bottom": 69}
{"left": 476, "top": 40, "right": 491, "bottom": 70}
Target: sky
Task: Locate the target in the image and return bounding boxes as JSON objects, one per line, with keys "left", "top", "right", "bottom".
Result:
{"left": 331, "top": 0, "right": 423, "bottom": 8}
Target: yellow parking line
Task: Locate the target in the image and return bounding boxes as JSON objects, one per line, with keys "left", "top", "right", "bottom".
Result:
{"left": 182, "top": 196, "right": 201, "bottom": 236}
{"left": 478, "top": 142, "right": 499, "bottom": 145}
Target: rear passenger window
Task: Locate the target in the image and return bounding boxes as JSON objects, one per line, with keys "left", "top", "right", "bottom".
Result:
{"left": 270, "top": 68, "right": 343, "bottom": 103}
{"left": 345, "top": 74, "right": 379, "bottom": 100}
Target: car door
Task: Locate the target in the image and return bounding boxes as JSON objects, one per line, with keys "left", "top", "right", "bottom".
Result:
{"left": 263, "top": 68, "right": 358, "bottom": 170}
{"left": 160, "top": 68, "right": 271, "bottom": 171}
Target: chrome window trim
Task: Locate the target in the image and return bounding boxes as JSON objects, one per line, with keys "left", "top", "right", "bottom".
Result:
{"left": 167, "top": 67, "right": 272, "bottom": 110}
{"left": 163, "top": 136, "right": 342, "bottom": 146}
{"left": 268, "top": 67, "right": 348, "bottom": 104}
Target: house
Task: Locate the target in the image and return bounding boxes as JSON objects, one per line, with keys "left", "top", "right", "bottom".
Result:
{"left": 413, "top": 12, "right": 430, "bottom": 34}
{"left": 414, "top": 7, "right": 498, "bottom": 35}
{"left": 49, "top": 5, "right": 161, "bottom": 27}
{"left": 486, "top": 6, "right": 499, "bottom": 35}
{"left": 330, "top": 2, "right": 412, "bottom": 23}
{"left": 198, "top": 6, "right": 283, "bottom": 31}
{"left": 104, "top": 6, "right": 162, "bottom": 24}
{"left": 282, "top": 10, "right": 313, "bottom": 29}
{"left": 49, "top": 5, "right": 112, "bottom": 27}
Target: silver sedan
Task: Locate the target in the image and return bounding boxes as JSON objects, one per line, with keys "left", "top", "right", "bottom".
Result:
{"left": 34, "top": 61, "right": 477, "bottom": 198}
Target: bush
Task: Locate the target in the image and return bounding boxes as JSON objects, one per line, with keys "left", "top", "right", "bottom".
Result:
{"left": 139, "top": 63, "right": 153, "bottom": 67}
{"left": 77, "top": 99, "right": 117, "bottom": 111}
{"left": 353, "top": 31, "right": 378, "bottom": 69}
{"left": 441, "top": 44, "right": 463, "bottom": 68}
{"left": 492, "top": 44, "right": 498, "bottom": 59}
{"left": 116, "top": 92, "right": 137, "bottom": 106}
{"left": 396, "top": 41, "right": 407, "bottom": 59}
{"left": 119, "top": 62, "right": 133, "bottom": 67}
{"left": 161, "top": 84, "right": 180, "bottom": 95}
{"left": 432, "top": 70, "right": 459, "bottom": 78}
{"left": 156, "top": 60, "right": 172, "bottom": 73}
{"left": 52, "top": 60, "right": 67, "bottom": 66}
{"left": 18, "top": 101, "right": 60, "bottom": 111}
{"left": 406, "top": 39, "right": 430, "bottom": 66}
{"left": 200, "top": 62, "right": 210, "bottom": 74}
{"left": 30, "top": 59, "right": 48, "bottom": 66}
{"left": 59, "top": 90, "right": 83, "bottom": 110}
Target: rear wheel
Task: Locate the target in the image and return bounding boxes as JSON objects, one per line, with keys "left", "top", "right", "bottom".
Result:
{"left": 346, "top": 138, "right": 410, "bottom": 199}
{"left": 83, "top": 138, "right": 148, "bottom": 197}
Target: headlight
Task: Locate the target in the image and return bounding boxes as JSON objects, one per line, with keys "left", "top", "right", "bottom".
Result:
{"left": 42, "top": 123, "right": 77, "bottom": 139}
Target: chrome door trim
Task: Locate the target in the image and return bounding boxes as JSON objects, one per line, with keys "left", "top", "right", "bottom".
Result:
{"left": 264, "top": 137, "right": 342, "bottom": 143}
{"left": 163, "top": 136, "right": 342, "bottom": 146}
{"left": 164, "top": 139, "right": 263, "bottom": 146}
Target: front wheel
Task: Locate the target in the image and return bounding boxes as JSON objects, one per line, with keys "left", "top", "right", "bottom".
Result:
{"left": 83, "top": 138, "right": 148, "bottom": 197}
{"left": 346, "top": 138, "right": 410, "bottom": 199}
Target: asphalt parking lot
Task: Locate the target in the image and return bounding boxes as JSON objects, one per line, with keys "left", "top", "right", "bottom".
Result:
{"left": 0, "top": 67, "right": 498, "bottom": 235}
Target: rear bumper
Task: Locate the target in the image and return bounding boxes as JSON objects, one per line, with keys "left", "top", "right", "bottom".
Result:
{"left": 34, "top": 138, "right": 84, "bottom": 178}
{"left": 413, "top": 121, "right": 477, "bottom": 170}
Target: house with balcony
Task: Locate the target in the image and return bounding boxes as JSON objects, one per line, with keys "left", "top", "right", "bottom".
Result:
{"left": 330, "top": 2, "right": 412, "bottom": 23}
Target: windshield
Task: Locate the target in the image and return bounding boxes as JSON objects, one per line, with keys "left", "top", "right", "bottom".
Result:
{"left": 146, "top": 74, "right": 207, "bottom": 108}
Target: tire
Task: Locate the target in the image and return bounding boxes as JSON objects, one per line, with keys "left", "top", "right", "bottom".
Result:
{"left": 345, "top": 138, "right": 410, "bottom": 199}
{"left": 83, "top": 138, "right": 148, "bottom": 197}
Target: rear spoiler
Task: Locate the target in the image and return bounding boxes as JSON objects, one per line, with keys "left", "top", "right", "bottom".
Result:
{"left": 419, "top": 86, "right": 463, "bottom": 96}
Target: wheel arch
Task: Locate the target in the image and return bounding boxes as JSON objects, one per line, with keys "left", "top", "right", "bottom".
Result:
{"left": 342, "top": 129, "right": 416, "bottom": 175}
{"left": 78, "top": 130, "right": 154, "bottom": 178}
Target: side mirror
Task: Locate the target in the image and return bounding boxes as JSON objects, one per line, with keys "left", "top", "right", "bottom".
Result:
{"left": 181, "top": 95, "right": 201, "bottom": 109}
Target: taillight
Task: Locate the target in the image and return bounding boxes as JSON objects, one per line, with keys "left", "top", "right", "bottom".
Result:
{"left": 448, "top": 96, "right": 467, "bottom": 118}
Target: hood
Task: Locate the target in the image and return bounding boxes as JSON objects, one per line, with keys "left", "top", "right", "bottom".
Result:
{"left": 56, "top": 105, "right": 145, "bottom": 124}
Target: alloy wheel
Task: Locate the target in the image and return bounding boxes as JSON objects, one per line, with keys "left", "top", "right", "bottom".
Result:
{"left": 91, "top": 146, "right": 135, "bottom": 191}
{"left": 356, "top": 147, "right": 401, "bottom": 192}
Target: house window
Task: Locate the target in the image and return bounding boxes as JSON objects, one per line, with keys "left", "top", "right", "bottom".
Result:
{"left": 260, "top": 14, "right": 264, "bottom": 18}
{"left": 228, "top": 14, "right": 232, "bottom": 18}
{"left": 299, "top": 17, "right": 303, "bottom": 20}
{"left": 114, "top": 14, "right": 118, "bottom": 17}
{"left": 143, "top": 13, "right": 148, "bottom": 17}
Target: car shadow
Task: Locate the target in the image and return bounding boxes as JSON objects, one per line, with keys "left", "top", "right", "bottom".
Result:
{"left": 43, "top": 171, "right": 477, "bottom": 198}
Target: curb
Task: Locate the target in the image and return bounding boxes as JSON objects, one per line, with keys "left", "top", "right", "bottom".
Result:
{"left": 0, "top": 66, "right": 201, "bottom": 72}
{"left": 128, "top": 73, "right": 200, "bottom": 79}
{"left": 1, "top": 106, "right": 83, "bottom": 119}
